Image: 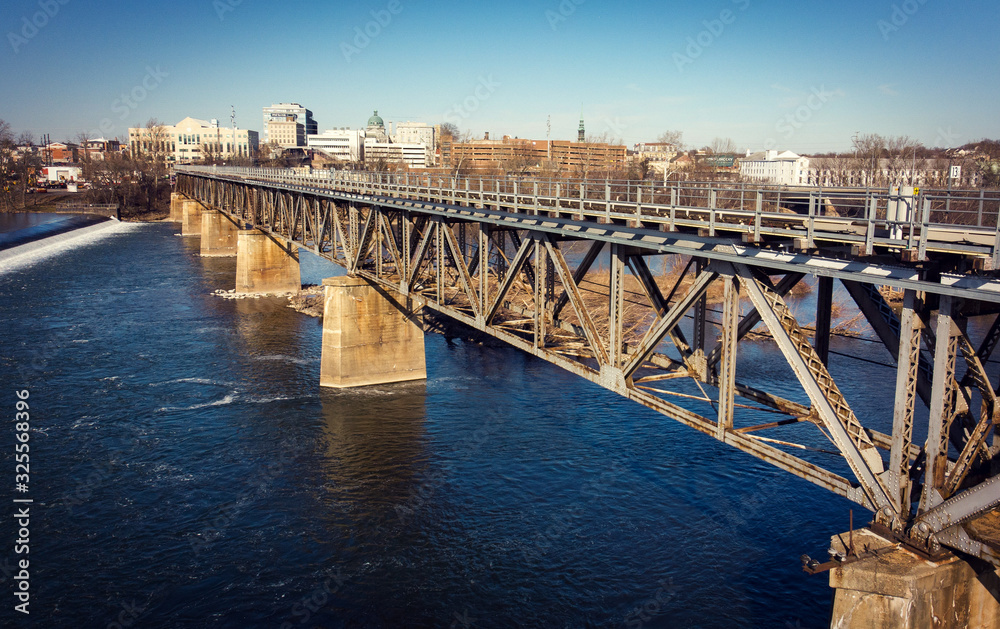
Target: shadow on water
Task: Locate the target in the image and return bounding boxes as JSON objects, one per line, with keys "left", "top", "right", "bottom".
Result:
{"left": 317, "top": 383, "right": 430, "bottom": 522}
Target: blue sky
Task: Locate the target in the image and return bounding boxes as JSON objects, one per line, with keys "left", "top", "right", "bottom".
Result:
{"left": 1, "top": 0, "right": 997, "bottom": 153}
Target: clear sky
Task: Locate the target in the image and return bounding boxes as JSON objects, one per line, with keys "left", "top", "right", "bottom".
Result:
{"left": 1, "top": 0, "right": 997, "bottom": 153}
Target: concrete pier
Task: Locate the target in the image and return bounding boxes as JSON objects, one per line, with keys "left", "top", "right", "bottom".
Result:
{"left": 169, "top": 192, "right": 185, "bottom": 222}
{"left": 235, "top": 230, "right": 300, "bottom": 294}
{"left": 200, "top": 210, "right": 239, "bottom": 257}
{"left": 181, "top": 199, "right": 204, "bottom": 236}
{"left": 320, "top": 276, "right": 426, "bottom": 388}
{"left": 829, "top": 528, "right": 1000, "bottom": 628}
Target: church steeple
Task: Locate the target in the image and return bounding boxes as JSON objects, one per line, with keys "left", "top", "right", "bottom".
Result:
{"left": 578, "top": 108, "right": 585, "bottom": 143}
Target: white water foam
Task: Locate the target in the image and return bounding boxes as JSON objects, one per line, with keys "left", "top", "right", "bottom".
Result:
{"left": 149, "top": 377, "right": 235, "bottom": 388}
{"left": 157, "top": 393, "right": 238, "bottom": 412}
{"left": 0, "top": 220, "right": 143, "bottom": 274}
{"left": 255, "top": 354, "right": 316, "bottom": 366}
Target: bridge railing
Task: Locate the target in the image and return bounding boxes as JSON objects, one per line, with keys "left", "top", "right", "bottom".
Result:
{"left": 176, "top": 165, "right": 1000, "bottom": 262}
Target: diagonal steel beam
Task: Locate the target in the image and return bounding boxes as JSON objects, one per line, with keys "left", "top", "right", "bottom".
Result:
{"left": 441, "top": 221, "right": 481, "bottom": 319}
{"left": 551, "top": 240, "right": 604, "bottom": 320}
{"left": 944, "top": 336, "right": 999, "bottom": 497}
{"left": 736, "top": 263, "right": 895, "bottom": 514}
{"left": 486, "top": 235, "right": 534, "bottom": 325}
{"left": 544, "top": 235, "right": 609, "bottom": 366}
{"left": 379, "top": 213, "right": 403, "bottom": 275}
{"left": 351, "top": 205, "right": 378, "bottom": 273}
{"left": 706, "top": 272, "right": 805, "bottom": 369}
{"left": 624, "top": 269, "right": 718, "bottom": 379}
{"left": 627, "top": 255, "right": 693, "bottom": 362}
{"left": 916, "top": 474, "right": 1000, "bottom": 534}
{"left": 405, "top": 220, "right": 435, "bottom": 292}
{"left": 509, "top": 231, "right": 536, "bottom": 289}
{"left": 843, "top": 280, "right": 933, "bottom": 406}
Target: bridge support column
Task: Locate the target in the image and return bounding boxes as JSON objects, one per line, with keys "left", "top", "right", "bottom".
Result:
{"left": 235, "top": 230, "right": 300, "bottom": 294}
{"left": 170, "top": 193, "right": 186, "bottom": 222}
{"left": 320, "top": 276, "right": 426, "bottom": 388}
{"left": 181, "top": 199, "right": 204, "bottom": 236}
{"left": 200, "top": 210, "right": 239, "bottom": 257}
{"left": 828, "top": 529, "right": 1000, "bottom": 628}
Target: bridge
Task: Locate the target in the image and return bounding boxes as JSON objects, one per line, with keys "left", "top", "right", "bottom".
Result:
{"left": 173, "top": 165, "right": 1000, "bottom": 627}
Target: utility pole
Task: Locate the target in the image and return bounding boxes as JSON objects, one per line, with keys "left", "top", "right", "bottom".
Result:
{"left": 231, "top": 106, "right": 237, "bottom": 160}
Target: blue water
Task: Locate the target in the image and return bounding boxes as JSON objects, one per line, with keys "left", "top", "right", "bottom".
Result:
{"left": 0, "top": 217, "right": 874, "bottom": 628}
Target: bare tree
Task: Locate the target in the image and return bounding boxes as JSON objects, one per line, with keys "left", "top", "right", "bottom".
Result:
{"left": 657, "top": 130, "right": 684, "bottom": 150}
{"left": 15, "top": 131, "right": 41, "bottom": 202}
{"left": 76, "top": 131, "right": 93, "bottom": 164}
{"left": 852, "top": 133, "right": 885, "bottom": 186}
{"left": 884, "top": 135, "right": 921, "bottom": 186}
{"left": 501, "top": 141, "right": 536, "bottom": 177}
{"left": 198, "top": 139, "right": 222, "bottom": 165}
{"left": 258, "top": 141, "right": 287, "bottom": 167}
{"left": 709, "top": 137, "right": 737, "bottom": 155}
{"left": 446, "top": 129, "right": 475, "bottom": 175}
{"left": 0, "top": 120, "right": 19, "bottom": 211}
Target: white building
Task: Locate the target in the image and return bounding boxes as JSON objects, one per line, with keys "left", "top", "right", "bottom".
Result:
{"left": 308, "top": 128, "right": 366, "bottom": 163}
{"left": 393, "top": 122, "right": 437, "bottom": 164}
{"left": 364, "top": 141, "right": 430, "bottom": 169}
{"left": 128, "top": 117, "right": 258, "bottom": 163}
{"left": 739, "top": 150, "right": 810, "bottom": 186}
{"left": 633, "top": 142, "right": 677, "bottom": 162}
{"left": 261, "top": 103, "right": 317, "bottom": 145}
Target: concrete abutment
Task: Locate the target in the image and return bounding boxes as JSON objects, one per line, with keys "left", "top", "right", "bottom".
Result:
{"left": 235, "top": 230, "right": 300, "bottom": 294}
{"left": 829, "top": 528, "right": 1000, "bottom": 628}
{"left": 320, "top": 276, "right": 426, "bottom": 388}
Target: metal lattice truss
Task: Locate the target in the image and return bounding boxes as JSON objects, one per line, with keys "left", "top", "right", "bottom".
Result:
{"left": 176, "top": 170, "right": 1000, "bottom": 565}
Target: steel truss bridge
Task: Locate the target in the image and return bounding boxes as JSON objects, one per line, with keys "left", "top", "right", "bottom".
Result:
{"left": 176, "top": 165, "right": 1000, "bottom": 567}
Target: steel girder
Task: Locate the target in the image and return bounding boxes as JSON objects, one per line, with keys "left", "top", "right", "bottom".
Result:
{"left": 176, "top": 171, "right": 1000, "bottom": 566}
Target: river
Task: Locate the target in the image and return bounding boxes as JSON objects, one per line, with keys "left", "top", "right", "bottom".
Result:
{"left": 0, "top": 215, "right": 878, "bottom": 628}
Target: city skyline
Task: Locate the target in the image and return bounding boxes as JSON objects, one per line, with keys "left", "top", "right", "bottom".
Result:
{"left": 2, "top": 0, "right": 998, "bottom": 153}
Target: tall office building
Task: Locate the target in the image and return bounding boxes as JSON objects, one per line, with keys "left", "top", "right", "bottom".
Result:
{"left": 261, "top": 103, "right": 317, "bottom": 145}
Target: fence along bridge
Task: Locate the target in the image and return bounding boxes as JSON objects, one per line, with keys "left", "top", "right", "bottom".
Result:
{"left": 175, "top": 165, "right": 1000, "bottom": 622}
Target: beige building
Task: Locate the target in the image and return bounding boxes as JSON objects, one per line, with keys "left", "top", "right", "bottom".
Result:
{"left": 128, "top": 117, "right": 259, "bottom": 164}
{"left": 267, "top": 119, "right": 305, "bottom": 148}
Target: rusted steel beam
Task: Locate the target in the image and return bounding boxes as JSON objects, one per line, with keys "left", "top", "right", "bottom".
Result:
{"left": 624, "top": 269, "right": 717, "bottom": 379}
{"left": 544, "top": 235, "right": 609, "bottom": 366}
{"left": 737, "top": 263, "right": 895, "bottom": 515}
